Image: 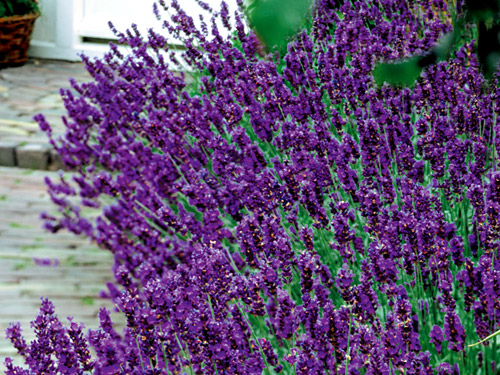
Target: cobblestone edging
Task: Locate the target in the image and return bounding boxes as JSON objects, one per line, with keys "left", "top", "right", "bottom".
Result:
{"left": 0, "top": 59, "right": 91, "bottom": 171}
{"left": 0, "top": 59, "right": 192, "bottom": 171}
{"left": 0, "top": 139, "right": 63, "bottom": 170}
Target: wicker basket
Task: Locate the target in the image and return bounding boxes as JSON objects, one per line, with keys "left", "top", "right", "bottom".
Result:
{"left": 0, "top": 11, "right": 39, "bottom": 68}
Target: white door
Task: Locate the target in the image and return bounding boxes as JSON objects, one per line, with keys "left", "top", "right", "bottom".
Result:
{"left": 79, "top": 0, "right": 161, "bottom": 40}
{"left": 29, "top": 0, "right": 238, "bottom": 61}
{"left": 79, "top": 0, "right": 235, "bottom": 42}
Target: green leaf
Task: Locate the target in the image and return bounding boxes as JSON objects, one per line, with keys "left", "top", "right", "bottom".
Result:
{"left": 432, "top": 31, "right": 456, "bottom": 61}
{"left": 372, "top": 56, "right": 424, "bottom": 88}
{"left": 5, "top": 1, "right": 14, "bottom": 16}
{"left": 246, "top": 0, "right": 313, "bottom": 53}
{"left": 372, "top": 27, "right": 463, "bottom": 88}
{"left": 464, "top": 0, "right": 500, "bottom": 22}
{"left": 0, "top": 0, "right": 40, "bottom": 17}
{"left": 476, "top": 21, "right": 500, "bottom": 80}
{"left": 371, "top": 10, "right": 471, "bottom": 88}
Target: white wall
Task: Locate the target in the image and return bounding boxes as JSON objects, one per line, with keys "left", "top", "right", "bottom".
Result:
{"left": 29, "top": 0, "right": 239, "bottom": 62}
{"left": 29, "top": 0, "right": 83, "bottom": 61}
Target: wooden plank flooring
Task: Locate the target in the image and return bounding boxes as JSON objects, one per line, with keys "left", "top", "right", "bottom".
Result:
{"left": 0, "top": 167, "right": 124, "bottom": 371}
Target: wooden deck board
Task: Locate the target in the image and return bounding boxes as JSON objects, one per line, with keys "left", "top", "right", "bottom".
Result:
{"left": 0, "top": 167, "right": 125, "bottom": 371}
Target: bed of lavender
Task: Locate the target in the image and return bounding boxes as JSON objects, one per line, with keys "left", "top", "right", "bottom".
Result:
{"left": 4, "top": 0, "right": 500, "bottom": 373}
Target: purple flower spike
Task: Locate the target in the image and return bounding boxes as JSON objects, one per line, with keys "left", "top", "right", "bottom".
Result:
{"left": 443, "top": 309, "right": 466, "bottom": 352}
{"left": 429, "top": 325, "right": 444, "bottom": 354}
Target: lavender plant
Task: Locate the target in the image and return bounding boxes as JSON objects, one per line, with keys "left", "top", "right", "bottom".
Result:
{"left": 4, "top": 0, "right": 500, "bottom": 374}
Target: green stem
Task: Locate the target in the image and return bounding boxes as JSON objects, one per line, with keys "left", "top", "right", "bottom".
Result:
{"left": 235, "top": 303, "right": 272, "bottom": 375}
{"left": 161, "top": 342, "right": 172, "bottom": 375}
{"left": 468, "top": 328, "right": 500, "bottom": 347}
{"left": 173, "top": 332, "right": 195, "bottom": 375}
{"left": 213, "top": 359, "right": 220, "bottom": 375}
{"left": 207, "top": 293, "right": 216, "bottom": 320}
{"left": 345, "top": 311, "right": 352, "bottom": 375}
{"left": 136, "top": 335, "right": 146, "bottom": 371}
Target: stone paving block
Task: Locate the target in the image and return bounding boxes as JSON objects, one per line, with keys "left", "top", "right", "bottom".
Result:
{"left": 0, "top": 84, "right": 8, "bottom": 95}
{"left": 0, "top": 141, "right": 18, "bottom": 166}
{"left": 15, "top": 143, "right": 50, "bottom": 170}
{"left": 48, "top": 148, "right": 65, "bottom": 171}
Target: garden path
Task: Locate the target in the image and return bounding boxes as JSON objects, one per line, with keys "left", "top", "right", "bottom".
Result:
{"left": 0, "top": 166, "right": 125, "bottom": 372}
{"left": 0, "top": 59, "right": 124, "bottom": 372}
{"left": 0, "top": 58, "right": 90, "bottom": 143}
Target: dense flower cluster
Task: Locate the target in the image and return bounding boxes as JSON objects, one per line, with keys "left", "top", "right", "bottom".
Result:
{"left": 5, "top": 0, "right": 500, "bottom": 374}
